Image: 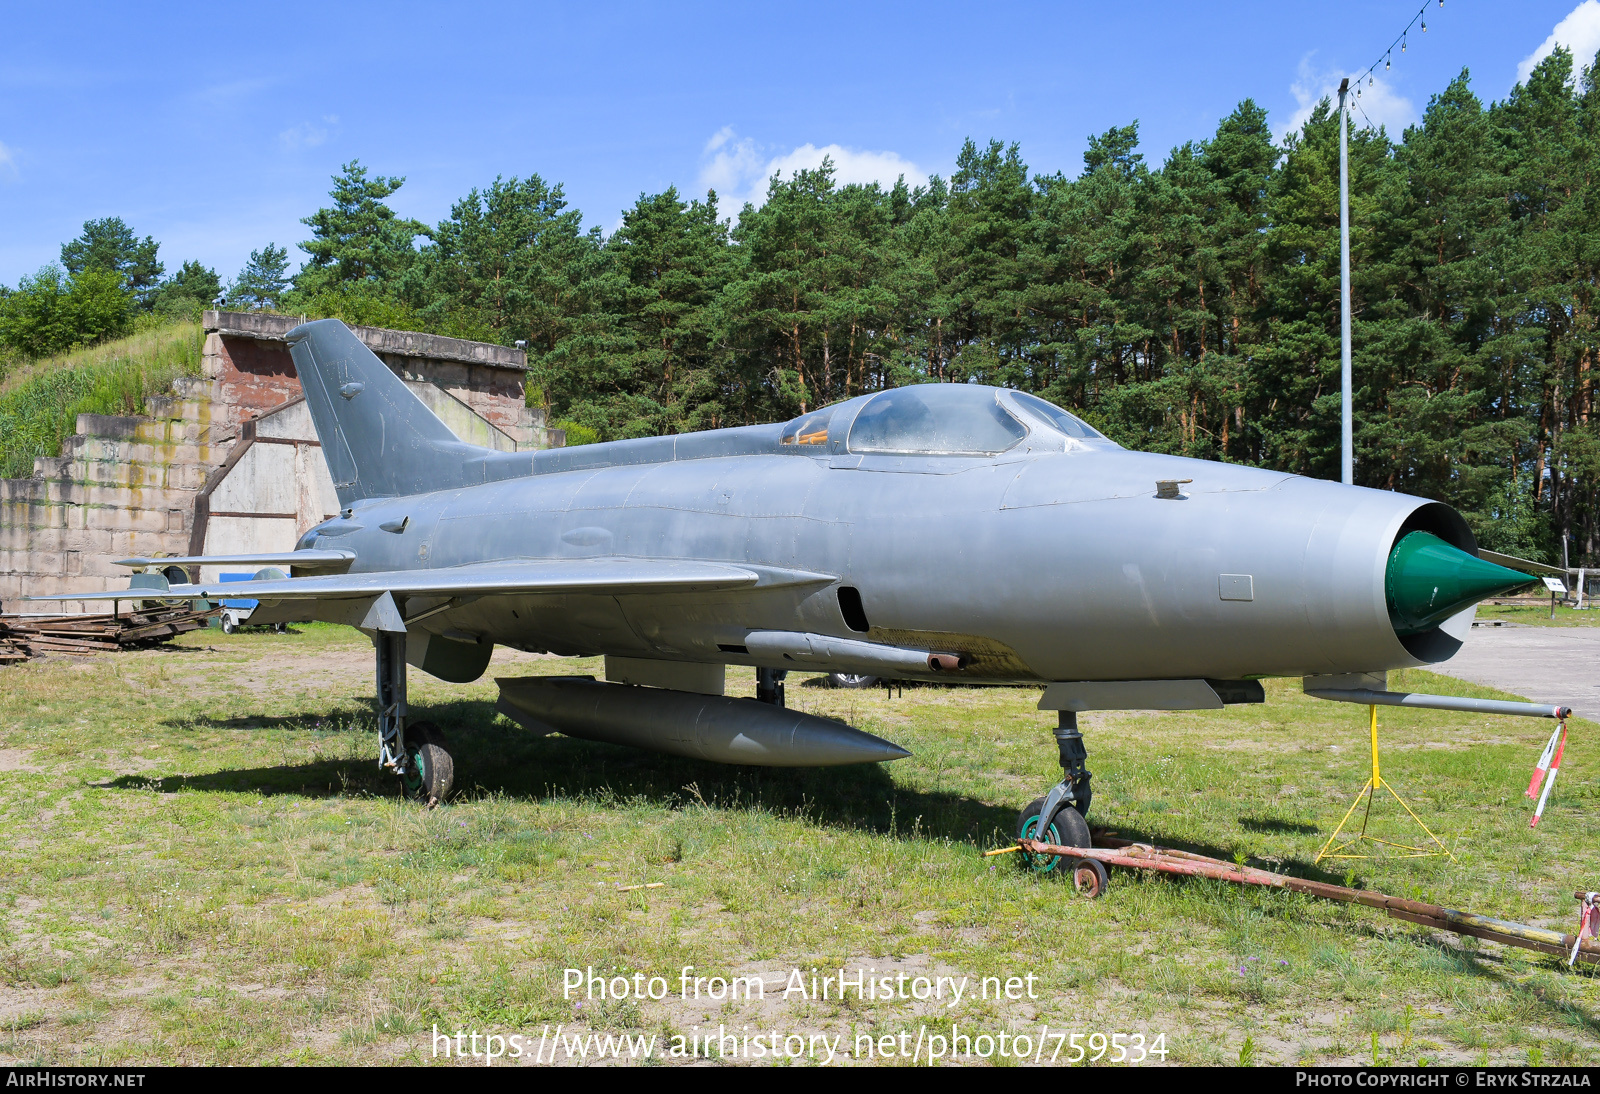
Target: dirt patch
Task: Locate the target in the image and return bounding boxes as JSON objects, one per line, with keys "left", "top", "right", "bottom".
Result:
{"left": 162, "top": 644, "right": 562, "bottom": 702}
{"left": 0, "top": 749, "right": 40, "bottom": 772}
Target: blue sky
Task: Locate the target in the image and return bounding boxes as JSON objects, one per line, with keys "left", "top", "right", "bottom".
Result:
{"left": 2, "top": 0, "right": 1598, "bottom": 288}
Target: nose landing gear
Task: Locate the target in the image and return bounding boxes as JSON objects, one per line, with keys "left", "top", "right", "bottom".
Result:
{"left": 1016, "top": 711, "right": 1098, "bottom": 887}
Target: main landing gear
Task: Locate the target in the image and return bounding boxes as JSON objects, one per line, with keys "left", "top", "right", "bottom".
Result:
{"left": 375, "top": 631, "right": 455, "bottom": 805}
{"left": 756, "top": 667, "right": 788, "bottom": 707}
{"left": 1017, "top": 711, "right": 1105, "bottom": 895}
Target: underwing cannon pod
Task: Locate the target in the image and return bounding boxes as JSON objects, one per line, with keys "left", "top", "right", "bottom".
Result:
{"left": 495, "top": 676, "right": 911, "bottom": 767}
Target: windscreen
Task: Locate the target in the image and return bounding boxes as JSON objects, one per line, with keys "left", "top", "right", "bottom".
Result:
{"left": 779, "top": 408, "right": 834, "bottom": 446}
{"left": 847, "top": 385, "right": 1026, "bottom": 456}
{"left": 1010, "top": 391, "right": 1105, "bottom": 440}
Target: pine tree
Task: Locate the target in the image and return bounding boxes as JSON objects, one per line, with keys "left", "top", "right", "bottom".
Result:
{"left": 724, "top": 159, "right": 847, "bottom": 416}
{"left": 296, "top": 161, "right": 427, "bottom": 296}
{"left": 59, "top": 217, "right": 164, "bottom": 310}
{"left": 575, "top": 187, "right": 732, "bottom": 437}
{"left": 1253, "top": 101, "right": 1393, "bottom": 480}
{"left": 413, "top": 174, "right": 600, "bottom": 348}
{"left": 227, "top": 245, "right": 292, "bottom": 311}
{"left": 154, "top": 260, "right": 222, "bottom": 318}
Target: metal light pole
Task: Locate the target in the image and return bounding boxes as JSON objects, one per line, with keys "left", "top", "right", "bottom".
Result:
{"left": 1338, "top": 78, "right": 1353, "bottom": 486}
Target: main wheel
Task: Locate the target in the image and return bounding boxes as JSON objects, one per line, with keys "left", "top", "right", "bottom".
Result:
{"left": 220, "top": 613, "right": 236, "bottom": 635}
{"left": 399, "top": 721, "right": 454, "bottom": 804}
{"left": 828, "top": 673, "right": 880, "bottom": 689}
{"left": 1017, "top": 795, "right": 1092, "bottom": 876}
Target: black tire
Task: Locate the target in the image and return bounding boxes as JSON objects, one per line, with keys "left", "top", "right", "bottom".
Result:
{"left": 1016, "top": 795, "right": 1092, "bottom": 876}
{"left": 399, "top": 721, "right": 454, "bottom": 804}
{"left": 220, "top": 614, "right": 236, "bottom": 635}
{"left": 828, "top": 673, "right": 880, "bottom": 689}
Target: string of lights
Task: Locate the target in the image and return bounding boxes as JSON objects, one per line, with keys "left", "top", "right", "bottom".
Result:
{"left": 1350, "top": 0, "right": 1445, "bottom": 106}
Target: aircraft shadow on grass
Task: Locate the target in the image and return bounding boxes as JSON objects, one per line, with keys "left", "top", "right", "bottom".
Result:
{"left": 1088, "top": 819, "right": 1355, "bottom": 889}
{"left": 141, "top": 702, "right": 1375, "bottom": 879}
{"left": 1238, "top": 816, "right": 1321, "bottom": 836}
{"left": 128, "top": 698, "right": 1022, "bottom": 846}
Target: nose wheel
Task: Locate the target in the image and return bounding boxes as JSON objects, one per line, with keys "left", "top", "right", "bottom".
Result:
{"left": 1017, "top": 796, "right": 1092, "bottom": 876}
{"left": 1016, "top": 711, "right": 1104, "bottom": 895}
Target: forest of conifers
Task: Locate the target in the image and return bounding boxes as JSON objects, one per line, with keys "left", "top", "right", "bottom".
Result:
{"left": 397, "top": 52, "right": 1600, "bottom": 564}
{"left": 6, "top": 50, "right": 1600, "bottom": 563}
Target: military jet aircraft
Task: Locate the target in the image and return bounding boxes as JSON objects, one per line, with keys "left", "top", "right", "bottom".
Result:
{"left": 37, "top": 319, "right": 1541, "bottom": 871}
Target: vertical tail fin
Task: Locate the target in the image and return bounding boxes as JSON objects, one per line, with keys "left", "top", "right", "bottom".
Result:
{"left": 285, "top": 319, "right": 493, "bottom": 506}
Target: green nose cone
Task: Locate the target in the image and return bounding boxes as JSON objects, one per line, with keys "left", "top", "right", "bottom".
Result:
{"left": 1386, "top": 531, "right": 1536, "bottom": 636}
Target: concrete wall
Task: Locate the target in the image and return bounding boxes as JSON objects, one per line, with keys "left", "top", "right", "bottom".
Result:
{"left": 0, "top": 379, "right": 236, "bottom": 610}
{"left": 0, "top": 314, "right": 563, "bottom": 612}
{"left": 192, "top": 397, "right": 341, "bottom": 583}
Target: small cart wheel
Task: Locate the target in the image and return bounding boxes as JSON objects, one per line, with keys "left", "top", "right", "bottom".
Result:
{"left": 1071, "top": 857, "right": 1109, "bottom": 898}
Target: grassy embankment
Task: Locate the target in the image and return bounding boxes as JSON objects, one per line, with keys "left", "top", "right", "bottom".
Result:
{"left": 0, "top": 323, "right": 203, "bottom": 479}
{"left": 0, "top": 626, "right": 1596, "bottom": 1066}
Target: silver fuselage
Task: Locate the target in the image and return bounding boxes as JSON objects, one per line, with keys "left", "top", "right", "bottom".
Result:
{"left": 302, "top": 409, "right": 1463, "bottom": 684}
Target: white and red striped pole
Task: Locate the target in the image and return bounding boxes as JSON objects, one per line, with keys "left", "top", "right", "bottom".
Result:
{"left": 1530, "top": 721, "right": 1568, "bottom": 827}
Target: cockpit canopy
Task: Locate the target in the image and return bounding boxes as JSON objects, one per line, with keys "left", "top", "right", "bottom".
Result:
{"left": 849, "top": 385, "right": 1025, "bottom": 455}
{"left": 779, "top": 384, "right": 1104, "bottom": 455}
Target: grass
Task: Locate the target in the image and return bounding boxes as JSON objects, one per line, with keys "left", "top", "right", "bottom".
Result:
{"left": 0, "top": 322, "right": 204, "bottom": 478}
{"left": 0, "top": 624, "right": 1596, "bottom": 1066}
{"left": 1478, "top": 602, "right": 1600, "bottom": 628}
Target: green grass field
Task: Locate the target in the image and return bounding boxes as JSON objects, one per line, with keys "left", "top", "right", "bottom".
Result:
{"left": 1478, "top": 602, "right": 1600, "bottom": 628}
{"left": 0, "top": 624, "right": 1596, "bottom": 1066}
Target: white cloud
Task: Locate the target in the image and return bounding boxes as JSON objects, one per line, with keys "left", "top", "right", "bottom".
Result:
{"left": 1517, "top": 0, "right": 1600, "bottom": 85}
{"left": 696, "top": 127, "right": 922, "bottom": 221}
{"left": 765, "top": 144, "right": 921, "bottom": 191}
{"left": 278, "top": 119, "right": 334, "bottom": 152}
{"left": 0, "top": 140, "right": 16, "bottom": 180}
{"left": 1280, "top": 54, "right": 1417, "bottom": 142}
{"left": 697, "top": 126, "right": 764, "bottom": 197}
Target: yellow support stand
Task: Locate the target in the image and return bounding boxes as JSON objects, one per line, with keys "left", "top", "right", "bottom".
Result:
{"left": 1314, "top": 704, "right": 1454, "bottom": 863}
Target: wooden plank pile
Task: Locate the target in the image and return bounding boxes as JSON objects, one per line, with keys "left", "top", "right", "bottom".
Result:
{"left": 0, "top": 606, "right": 220, "bottom": 664}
